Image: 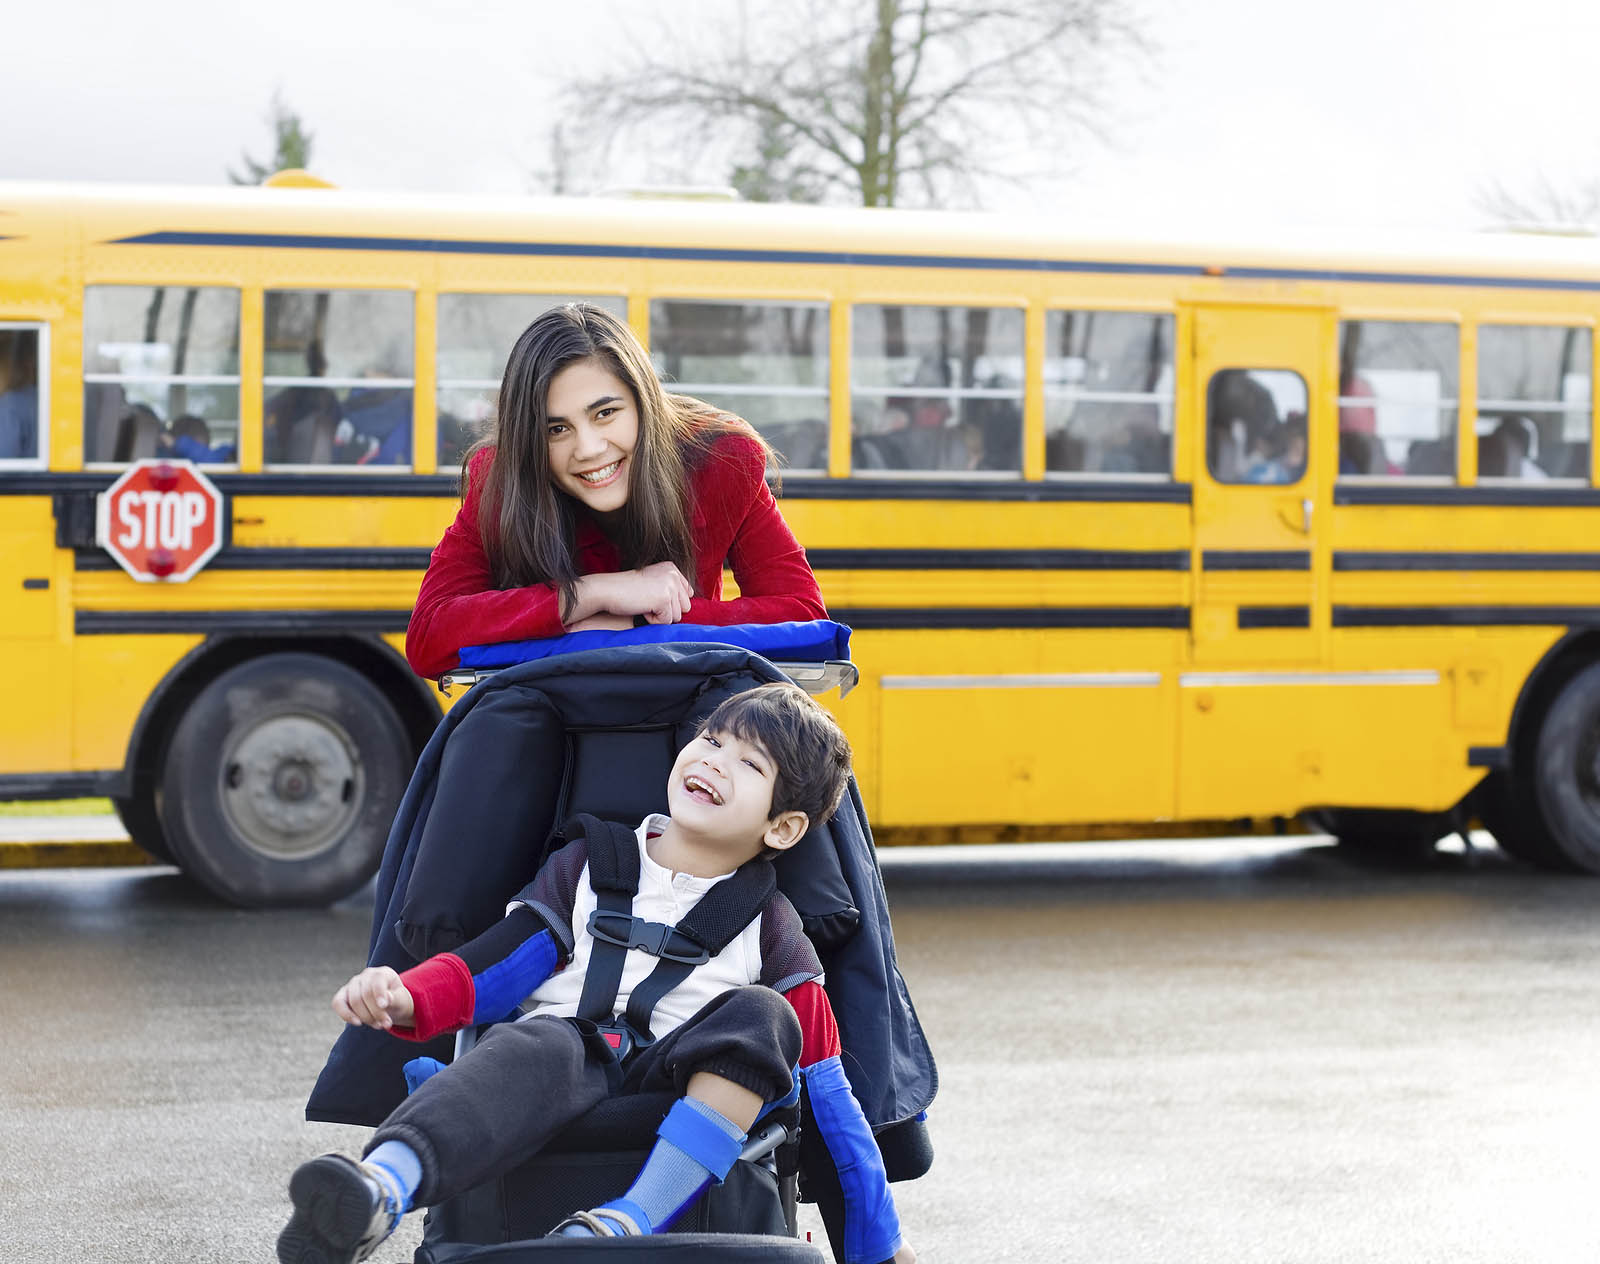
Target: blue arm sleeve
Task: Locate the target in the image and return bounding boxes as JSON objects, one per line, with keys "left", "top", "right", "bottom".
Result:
{"left": 455, "top": 913, "right": 560, "bottom": 1026}
{"left": 804, "top": 1055, "right": 903, "bottom": 1264}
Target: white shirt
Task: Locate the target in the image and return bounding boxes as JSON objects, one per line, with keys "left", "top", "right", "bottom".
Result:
{"left": 515, "top": 814, "right": 766, "bottom": 1037}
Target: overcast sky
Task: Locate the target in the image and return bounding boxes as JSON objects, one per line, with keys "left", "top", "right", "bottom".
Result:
{"left": 5, "top": 0, "right": 1599, "bottom": 235}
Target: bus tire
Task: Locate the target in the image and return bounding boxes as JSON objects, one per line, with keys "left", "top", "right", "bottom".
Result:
{"left": 1530, "top": 660, "right": 1600, "bottom": 874}
{"left": 112, "top": 788, "right": 175, "bottom": 865}
{"left": 1473, "top": 772, "right": 1568, "bottom": 869}
{"left": 159, "top": 652, "right": 410, "bottom": 907}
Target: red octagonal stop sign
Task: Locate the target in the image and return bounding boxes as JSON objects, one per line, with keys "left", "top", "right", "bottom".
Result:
{"left": 96, "top": 459, "right": 225, "bottom": 583}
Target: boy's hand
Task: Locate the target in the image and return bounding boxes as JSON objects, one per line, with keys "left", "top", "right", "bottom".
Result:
{"left": 892, "top": 1237, "right": 917, "bottom": 1264}
{"left": 332, "top": 966, "right": 416, "bottom": 1030}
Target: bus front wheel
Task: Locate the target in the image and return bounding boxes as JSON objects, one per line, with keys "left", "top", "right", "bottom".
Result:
{"left": 112, "top": 786, "right": 175, "bottom": 865}
{"left": 159, "top": 652, "right": 410, "bottom": 906}
{"left": 1528, "top": 660, "right": 1600, "bottom": 875}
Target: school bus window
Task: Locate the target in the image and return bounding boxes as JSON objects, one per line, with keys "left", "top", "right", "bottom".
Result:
{"left": 1207, "top": 369, "right": 1308, "bottom": 484}
{"left": 650, "top": 299, "right": 829, "bottom": 472}
{"left": 82, "top": 286, "right": 240, "bottom": 466}
{"left": 1044, "top": 310, "right": 1173, "bottom": 478}
{"left": 264, "top": 289, "right": 413, "bottom": 468}
{"left": 850, "top": 303, "right": 1024, "bottom": 475}
{"left": 0, "top": 327, "right": 43, "bottom": 464}
{"left": 436, "top": 293, "right": 625, "bottom": 470}
{"left": 1337, "top": 320, "right": 1459, "bottom": 479}
{"left": 1476, "top": 324, "right": 1592, "bottom": 482}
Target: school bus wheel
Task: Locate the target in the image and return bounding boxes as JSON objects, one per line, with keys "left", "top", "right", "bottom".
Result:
{"left": 111, "top": 788, "right": 174, "bottom": 865}
{"left": 1526, "top": 660, "right": 1600, "bottom": 875}
{"left": 1473, "top": 772, "right": 1567, "bottom": 869}
{"left": 157, "top": 652, "right": 411, "bottom": 906}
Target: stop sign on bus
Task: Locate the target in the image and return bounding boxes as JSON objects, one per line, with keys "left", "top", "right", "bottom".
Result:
{"left": 96, "top": 459, "right": 225, "bottom": 582}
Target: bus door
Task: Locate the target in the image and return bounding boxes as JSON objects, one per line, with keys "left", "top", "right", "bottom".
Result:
{"left": 0, "top": 321, "right": 71, "bottom": 775}
{"left": 1180, "top": 303, "right": 1331, "bottom": 819}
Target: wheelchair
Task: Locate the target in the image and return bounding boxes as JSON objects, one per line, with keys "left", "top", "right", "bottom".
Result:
{"left": 306, "top": 631, "right": 936, "bottom": 1264}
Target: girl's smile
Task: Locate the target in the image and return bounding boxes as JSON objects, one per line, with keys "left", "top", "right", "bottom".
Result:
{"left": 545, "top": 358, "right": 639, "bottom": 513}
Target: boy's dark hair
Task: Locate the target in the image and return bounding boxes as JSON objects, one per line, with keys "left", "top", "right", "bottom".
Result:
{"left": 701, "top": 682, "right": 852, "bottom": 828}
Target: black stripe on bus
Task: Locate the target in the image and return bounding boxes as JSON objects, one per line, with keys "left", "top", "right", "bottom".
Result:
{"left": 1334, "top": 551, "right": 1600, "bottom": 572}
{"left": 1237, "top": 606, "right": 1311, "bottom": 628}
{"left": 75, "top": 610, "right": 413, "bottom": 635}
{"left": 106, "top": 229, "right": 1600, "bottom": 293}
{"left": 0, "top": 771, "right": 123, "bottom": 800}
{"left": 1333, "top": 605, "right": 1600, "bottom": 627}
{"left": 778, "top": 478, "right": 1192, "bottom": 503}
{"left": 1202, "top": 550, "right": 1311, "bottom": 571}
{"left": 3, "top": 470, "right": 1190, "bottom": 504}
{"left": 808, "top": 548, "right": 1190, "bottom": 571}
{"left": 71, "top": 544, "right": 1191, "bottom": 573}
{"left": 830, "top": 606, "right": 1190, "bottom": 630}
{"left": 73, "top": 547, "right": 434, "bottom": 572}
{"left": 1335, "top": 485, "right": 1600, "bottom": 508}
{"left": 0, "top": 471, "right": 461, "bottom": 498}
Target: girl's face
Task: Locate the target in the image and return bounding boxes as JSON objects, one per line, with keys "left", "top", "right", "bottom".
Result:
{"left": 544, "top": 358, "right": 640, "bottom": 515}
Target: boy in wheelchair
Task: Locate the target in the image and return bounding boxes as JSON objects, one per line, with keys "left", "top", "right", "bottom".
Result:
{"left": 279, "top": 682, "right": 913, "bottom": 1264}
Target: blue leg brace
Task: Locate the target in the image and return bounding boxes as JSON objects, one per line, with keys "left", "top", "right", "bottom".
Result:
{"left": 559, "top": 1097, "right": 745, "bottom": 1236}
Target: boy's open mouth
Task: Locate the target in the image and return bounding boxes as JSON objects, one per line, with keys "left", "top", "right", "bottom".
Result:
{"left": 683, "top": 774, "right": 724, "bottom": 806}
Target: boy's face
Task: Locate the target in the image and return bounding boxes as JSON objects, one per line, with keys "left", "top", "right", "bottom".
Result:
{"left": 666, "top": 727, "right": 805, "bottom": 859}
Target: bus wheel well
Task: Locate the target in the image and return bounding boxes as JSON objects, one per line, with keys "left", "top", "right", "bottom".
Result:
{"left": 1506, "top": 630, "right": 1600, "bottom": 774}
{"left": 125, "top": 635, "right": 440, "bottom": 795}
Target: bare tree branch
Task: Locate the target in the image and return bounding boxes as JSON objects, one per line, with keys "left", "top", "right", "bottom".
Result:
{"left": 547, "top": 0, "right": 1149, "bottom": 208}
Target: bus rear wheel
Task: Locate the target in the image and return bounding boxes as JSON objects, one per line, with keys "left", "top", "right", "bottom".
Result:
{"left": 1527, "top": 660, "right": 1600, "bottom": 875}
{"left": 159, "top": 652, "right": 410, "bottom": 906}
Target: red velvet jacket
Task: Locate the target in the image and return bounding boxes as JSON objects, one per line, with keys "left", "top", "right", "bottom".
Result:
{"left": 406, "top": 432, "right": 827, "bottom": 678}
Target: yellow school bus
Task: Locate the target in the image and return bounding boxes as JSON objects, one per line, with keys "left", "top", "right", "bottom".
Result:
{"left": 5, "top": 176, "right": 1600, "bottom": 903}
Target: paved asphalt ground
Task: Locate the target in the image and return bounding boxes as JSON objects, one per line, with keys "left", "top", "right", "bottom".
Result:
{"left": 4, "top": 832, "right": 1600, "bottom": 1263}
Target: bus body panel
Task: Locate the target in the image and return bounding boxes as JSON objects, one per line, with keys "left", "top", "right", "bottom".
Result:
{"left": 8, "top": 179, "right": 1600, "bottom": 874}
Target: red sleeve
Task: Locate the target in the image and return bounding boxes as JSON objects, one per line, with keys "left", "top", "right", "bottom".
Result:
{"left": 683, "top": 436, "right": 827, "bottom": 628}
{"left": 405, "top": 449, "right": 567, "bottom": 677}
{"left": 783, "top": 979, "right": 841, "bottom": 1069}
{"left": 388, "top": 952, "right": 475, "bottom": 1042}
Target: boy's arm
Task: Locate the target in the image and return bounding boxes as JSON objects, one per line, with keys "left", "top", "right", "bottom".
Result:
{"left": 784, "top": 980, "right": 908, "bottom": 1264}
{"left": 382, "top": 907, "right": 564, "bottom": 1042}
{"left": 377, "top": 835, "right": 590, "bottom": 1042}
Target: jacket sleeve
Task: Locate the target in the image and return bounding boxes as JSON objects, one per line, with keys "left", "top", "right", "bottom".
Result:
{"left": 388, "top": 909, "right": 563, "bottom": 1042}
{"left": 786, "top": 981, "right": 904, "bottom": 1264}
{"left": 683, "top": 437, "right": 827, "bottom": 628}
{"left": 405, "top": 449, "right": 568, "bottom": 678}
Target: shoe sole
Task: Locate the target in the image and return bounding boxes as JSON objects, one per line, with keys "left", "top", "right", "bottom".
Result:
{"left": 277, "top": 1155, "right": 383, "bottom": 1264}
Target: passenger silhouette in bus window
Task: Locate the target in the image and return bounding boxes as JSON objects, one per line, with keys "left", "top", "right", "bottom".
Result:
{"left": 1243, "top": 413, "right": 1307, "bottom": 484}
{"left": 266, "top": 340, "right": 342, "bottom": 465}
{"left": 0, "top": 331, "right": 40, "bottom": 460}
{"left": 1478, "top": 414, "right": 1547, "bottom": 480}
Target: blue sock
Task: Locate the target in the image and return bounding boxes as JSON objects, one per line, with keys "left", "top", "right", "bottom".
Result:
{"left": 560, "top": 1097, "right": 745, "bottom": 1236}
{"left": 364, "top": 1139, "right": 422, "bottom": 1212}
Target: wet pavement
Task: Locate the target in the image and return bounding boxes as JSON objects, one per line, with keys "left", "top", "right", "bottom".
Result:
{"left": 3, "top": 835, "right": 1600, "bottom": 1263}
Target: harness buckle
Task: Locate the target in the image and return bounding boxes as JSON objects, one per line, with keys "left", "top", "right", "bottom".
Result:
{"left": 587, "top": 909, "right": 712, "bottom": 965}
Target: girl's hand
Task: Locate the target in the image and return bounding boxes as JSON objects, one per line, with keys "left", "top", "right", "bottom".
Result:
{"left": 612, "top": 562, "right": 692, "bottom": 624}
{"left": 332, "top": 966, "right": 416, "bottom": 1030}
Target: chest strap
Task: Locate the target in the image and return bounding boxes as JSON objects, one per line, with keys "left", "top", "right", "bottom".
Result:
{"left": 563, "top": 813, "right": 776, "bottom": 1044}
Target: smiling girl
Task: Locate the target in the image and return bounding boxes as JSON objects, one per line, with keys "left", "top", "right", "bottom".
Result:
{"left": 405, "top": 304, "right": 827, "bottom": 678}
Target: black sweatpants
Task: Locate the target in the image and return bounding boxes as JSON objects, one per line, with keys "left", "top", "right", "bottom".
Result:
{"left": 366, "top": 984, "right": 802, "bottom": 1206}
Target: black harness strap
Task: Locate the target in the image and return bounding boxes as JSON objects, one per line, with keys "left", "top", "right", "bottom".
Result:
{"left": 561, "top": 814, "right": 777, "bottom": 1047}
{"left": 573, "top": 815, "right": 645, "bottom": 1026}
{"left": 622, "top": 858, "right": 775, "bottom": 1041}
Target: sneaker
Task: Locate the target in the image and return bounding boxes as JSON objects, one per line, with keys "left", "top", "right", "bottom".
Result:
{"left": 277, "top": 1153, "right": 404, "bottom": 1264}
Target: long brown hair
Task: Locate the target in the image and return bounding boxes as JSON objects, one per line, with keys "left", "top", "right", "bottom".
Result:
{"left": 465, "top": 303, "right": 771, "bottom": 617}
